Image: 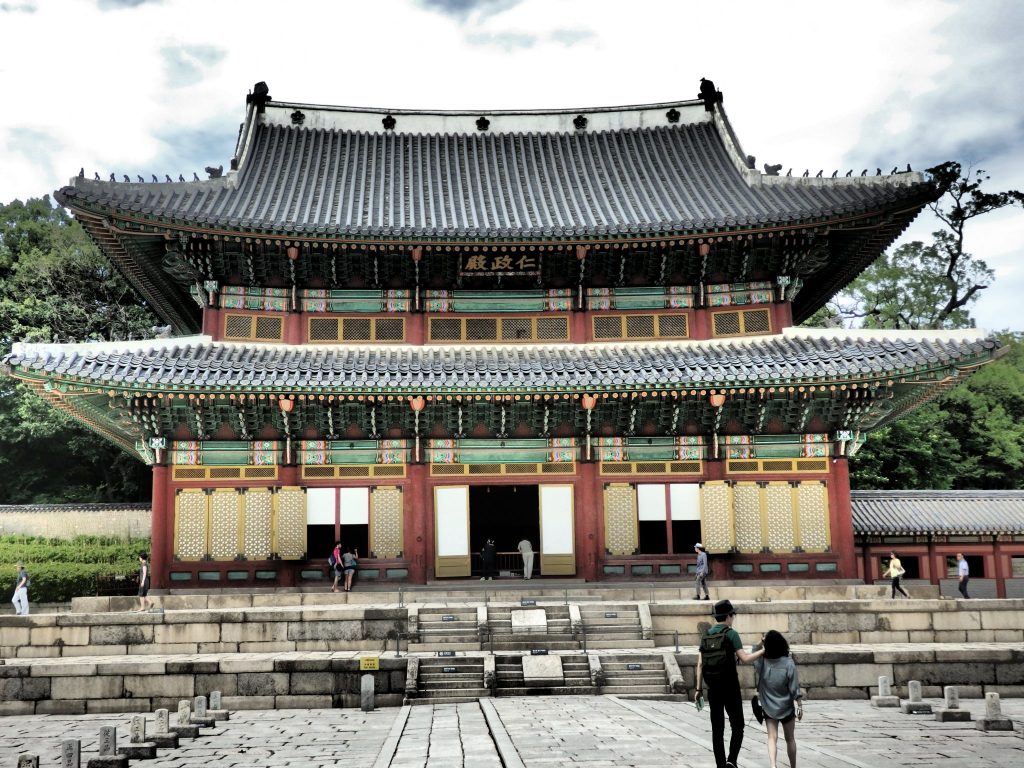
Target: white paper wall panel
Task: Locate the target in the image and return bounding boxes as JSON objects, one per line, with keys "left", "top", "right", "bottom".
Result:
{"left": 540, "top": 485, "right": 574, "bottom": 554}
{"left": 435, "top": 486, "right": 469, "bottom": 557}
{"left": 306, "top": 488, "right": 336, "bottom": 525}
{"left": 637, "top": 484, "right": 667, "bottom": 521}
{"left": 670, "top": 484, "right": 701, "bottom": 521}
{"left": 339, "top": 487, "right": 370, "bottom": 525}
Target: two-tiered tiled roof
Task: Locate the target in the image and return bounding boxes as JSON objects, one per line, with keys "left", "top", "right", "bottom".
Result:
{"left": 852, "top": 491, "right": 1024, "bottom": 535}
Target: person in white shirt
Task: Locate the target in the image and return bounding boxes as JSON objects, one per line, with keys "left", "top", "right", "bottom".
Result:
{"left": 517, "top": 538, "right": 534, "bottom": 579}
{"left": 956, "top": 553, "right": 970, "bottom": 599}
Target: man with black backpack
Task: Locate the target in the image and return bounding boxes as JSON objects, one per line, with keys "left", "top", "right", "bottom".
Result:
{"left": 694, "top": 599, "right": 765, "bottom": 768}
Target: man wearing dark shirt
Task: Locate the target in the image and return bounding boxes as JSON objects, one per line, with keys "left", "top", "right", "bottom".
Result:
{"left": 695, "top": 599, "right": 764, "bottom": 768}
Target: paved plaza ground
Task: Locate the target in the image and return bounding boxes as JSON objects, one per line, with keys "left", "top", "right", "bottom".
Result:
{"left": 1, "top": 696, "right": 1021, "bottom": 768}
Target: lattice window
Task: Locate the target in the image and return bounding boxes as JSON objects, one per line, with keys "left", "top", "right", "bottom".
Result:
{"left": 371, "top": 486, "right": 403, "bottom": 559}
{"left": 274, "top": 487, "right": 307, "bottom": 560}
{"left": 209, "top": 490, "right": 241, "bottom": 561}
{"left": 594, "top": 316, "right": 620, "bottom": 339}
{"left": 376, "top": 318, "right": 405, "bottom": 341}
{"left": 430, "top": 318, "right": 462, "bottom": 341}
{"left": 224, "top": 314, "right": 252, "bottom": 339}
{"left": 711, "top": 308, "right": 771, "bottom": 337}
{"left": 537, "top": 317, "right": 569, "bottom": 339}
{"left": 733, "top": 483, "right": 762, "bottom": 553}
{"left": 309, "top": 317, "right": 339, "bottom": 341}
{"left": 766, "top": 482, "right": 796, "bottom": 552}
{"left": 604, "top": 484, "right": 638, "bottom": 556}
{"left": 797, "top": 481, "right": 830, "bottom": 552}
{"left": 501, "top": 317, "right": 531, "bottom": 340}
{"left": 254, "top": 316, "right": 283, "bottom": 340}
{"left": 343, "top": 318, "right": 372, "bottom": 341}
{"left": 243, "top": 489, "right": 273, "bottom": 561}
{"left": 700, "top": 481, "right": 734, "bottom": 552}
{"left": 712, "top": 311, "right": 742, "bottom": 336}
{"left": 658, "top": 314, "right": 688, "bottom": 338}
{"left": 466, "top": 318, "right": 498, "bottom": 340}
{"left": 626, "top": 315, "right": 656, "bottom": 338}
{"left": 174, "top": 490, "right": 207, "bottom": 561}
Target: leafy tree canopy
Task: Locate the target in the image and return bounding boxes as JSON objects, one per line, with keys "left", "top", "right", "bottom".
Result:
{"left": 0, "top": 197, "right": 157, "bottom": 503}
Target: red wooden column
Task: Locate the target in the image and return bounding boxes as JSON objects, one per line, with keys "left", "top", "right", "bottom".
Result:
{"left": 151, "top": 465, "right": 170, "bottom": 590}
{"left": 829, "top": 458, "right": 857, "bottom": 578}
{"left": 406, "top": 464, "right": 430, "bottom": 584}
{"left": 201, "top": 307, "right": 221, "bottom": 339}
{"left": 575, "top": 463, "right": 600, "bottom": 582}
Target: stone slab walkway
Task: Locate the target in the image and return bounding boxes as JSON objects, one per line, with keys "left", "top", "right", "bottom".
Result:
{"left": 1, "top": 696, "right": 1021, "bottom": 768}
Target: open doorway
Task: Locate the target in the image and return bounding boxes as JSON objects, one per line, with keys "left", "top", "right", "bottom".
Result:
{"left": 469, "top": 485, "right": 539, "bottom": 576}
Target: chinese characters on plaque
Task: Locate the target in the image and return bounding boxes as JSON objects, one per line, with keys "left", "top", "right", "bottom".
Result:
{"left": 459, "top": 252, "right": 541, "bottom": 276}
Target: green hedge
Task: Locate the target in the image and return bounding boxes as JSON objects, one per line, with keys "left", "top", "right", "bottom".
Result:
{"left": 2, "top": 535, "right": 150, "bottom": 604}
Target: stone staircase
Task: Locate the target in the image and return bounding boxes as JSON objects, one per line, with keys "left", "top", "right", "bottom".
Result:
{"left": 409, "top": 655, "right": 490, "bottom": 705}
{"left": 598, "top": 654, "right": 671, "bottom": 697}
{"left": 408, "top": 606, "right": 481, "bottom": 652}
{"left": 493, "top": 653, "right": 594, "bottom": 696}
{"left": 485, "top": 604, "right": 578, "bottom": 650}
{"left": 578, "top": 603, "right": 653, "bottom": 649}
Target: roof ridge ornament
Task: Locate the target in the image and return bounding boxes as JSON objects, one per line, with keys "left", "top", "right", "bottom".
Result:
{"left": 476, "top": 116, "right": 490, "bottom": 131}
{"left": 246, "top": 81, "right": 271, "bottom": 114}
{"left": 698, "top": 77, "right": 723, "bottom": 112}
{"left": 382, "top": 114, "right": 396, "bottom": 130}
{"left": 573, "top": 114, "right": 587, "bottom": 130}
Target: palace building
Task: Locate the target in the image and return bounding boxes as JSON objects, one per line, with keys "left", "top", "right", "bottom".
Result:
{"left": 4, "top": 81, "right": 1001, "bottom": 589}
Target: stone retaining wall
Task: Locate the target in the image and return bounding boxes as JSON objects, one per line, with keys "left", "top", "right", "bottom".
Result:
{"left": 0, "top": 654, "right": 407, "bottom": 716}
{"left": 651, "top": 598, "right": 1024, "bottom": 647}
{"left": 0, "top": 606, "right": 408, "bottom": 659}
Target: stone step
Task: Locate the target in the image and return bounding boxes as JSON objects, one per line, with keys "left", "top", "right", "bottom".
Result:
{"left": 408, "top": 693, "right": 490, "bottom": 705}
{"left": 583, "top": 639, "right": 656, "bottom": 649}
{"left": 599, "top": 684, "right": 669, "bottom": 695}
{"left": 407, "top": 642, "right": 482, "bottom": 652}
{"left": 494, "top": 686, "right": 595, "bottom": 697}
{"left": 488, "top": 641, "right": 580, "bottom": 651}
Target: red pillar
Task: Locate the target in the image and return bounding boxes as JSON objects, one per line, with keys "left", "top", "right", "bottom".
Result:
{"left": 575, "top": 463, "right": 600, "bottom": 582}
{"left": 151, "top": 465, "right": 170, "bottom": 590}
{"left": 201, "top": 307, "right": 220, "bottom": 339}
{"left": 773, "top": 301, "right": 793, "bottom": 332}
{"left": 829, "top": 458, "right": 857, "bottom": 579}
{"left": 994, "top": 537, "right": 1006, "bottom": 598}
{"left": 406, "top": 464, "right": 429, "bottom": 584}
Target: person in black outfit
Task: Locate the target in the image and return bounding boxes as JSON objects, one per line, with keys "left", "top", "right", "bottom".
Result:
{"left": 694, "top": 599, "right": 765, "bottom": 768}
{"left": 480, "top": 538, "right": 497, "bottom": 580}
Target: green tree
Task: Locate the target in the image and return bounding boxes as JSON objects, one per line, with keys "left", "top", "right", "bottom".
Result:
{"left": 0, "top": 197, "right": 157, "bottom": 503}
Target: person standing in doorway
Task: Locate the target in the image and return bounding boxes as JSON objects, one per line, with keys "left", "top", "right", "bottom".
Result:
{"left": 694, "top": 543, "right": 710, "bottom": 600}
{"left": 956, "top": 553, "right": 970, "bottom": 599}
{"left": 136, "top": 553, "right": 152, "bottom": 612}
{"left": 11, "top": 561, "right": 29, "bottom": 616}
{"left": 480, "top": 538, "right": 497, "bottom": 580}
{"left": 885, "top": 551, "right": 909, "bottom": 598}
{"left": 694, "top": 599, "right": 765, "bottom": 768}
{"left": 517, "top": 537, "right": 534, "bottom": 580}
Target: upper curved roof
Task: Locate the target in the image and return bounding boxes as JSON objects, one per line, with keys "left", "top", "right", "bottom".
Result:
{"left": 55, "top": 93, "right": 934, "bottom": 241}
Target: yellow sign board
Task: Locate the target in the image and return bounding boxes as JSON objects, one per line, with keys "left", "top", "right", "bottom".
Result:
{"left": 359, "top": 656, "right": 380, "bottom": 671}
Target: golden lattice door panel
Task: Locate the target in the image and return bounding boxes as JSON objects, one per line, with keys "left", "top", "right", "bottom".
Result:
{"left": 700, "top": 481, "right": 735, "bottom": 552}
{"left": 209, "top": 489, "right": 243, "bottom": 560}
{"left": 370, "top": 486, "right": 403, "bottom": 559}
{"left": 765, "top": 482, "right": 797, "bottom": 552}
{"left": 797, "top": 481, "right": 830, "bottom": 552}
{"left": 174, "top": 490, "right": 208, "bottom": 561}
{"left": 603, "top": 483, "right": 637, "bottom": 556}
{"left": 274, "top": 487, "right": 307, "bottom": 560}
{"left": 243, "top": 488, "right": 273, "bottom": 560}
{"left": 733, "top": 482, "right": 763, "bottom": 554}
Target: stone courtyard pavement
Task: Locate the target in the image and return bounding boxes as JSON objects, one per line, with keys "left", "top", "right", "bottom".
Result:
{"left": 1, "top": 696, "right": 1021, "bottom": 768}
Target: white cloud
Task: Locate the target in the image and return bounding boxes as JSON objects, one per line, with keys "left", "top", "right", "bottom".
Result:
{"left": 0, "top": 0, "right": 1020, "bottom": 328}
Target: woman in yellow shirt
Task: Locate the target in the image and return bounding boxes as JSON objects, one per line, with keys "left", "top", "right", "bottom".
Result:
{"left": 885, "top": 551, "right": 909, "bottom": 599}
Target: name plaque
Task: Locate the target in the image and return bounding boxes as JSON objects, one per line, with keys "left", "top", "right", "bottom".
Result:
{"left": 627, "top": 663, "right": 642, "bottom": 670}
{"left": 359, "top": 656, "right": 380, "bottom": 671}
{"left": 530, "top": 649, "right": 548, "bottom": 656}
{"left": 521, "top": 599, "right": 537, "bottom": 607}
{"left": 604, "top": 612, "right": 618, "bottom": 619}
{"left": 459, "top": 252, "right": 541, "bottom": 277}
{"left": 441, "top": 615, "right": 456, "bottom": 622}
{"left": 443, "top": 666, "right": 457, "bottom": 673}
{"left": 437, "top": 650, "right": 456, "bottom": 657}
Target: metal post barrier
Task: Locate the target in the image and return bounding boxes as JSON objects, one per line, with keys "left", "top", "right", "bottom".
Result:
{"left": 564, "top": 588, "right": 569, "bottom": 605}
{"left": 674, "top": 630, "right": 679, "bottom": 653}
{"left": 581, "top": 622, "right": 587, "bottom": 653}
{"left": 398, "top": 586, "right": 404, "bottom": 608}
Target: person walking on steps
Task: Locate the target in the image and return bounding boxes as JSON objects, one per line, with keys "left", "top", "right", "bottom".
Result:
{"left": 694, "top": 599, "right": 765, "bottom": 768}
{"left": 694, "top": 543, "right": 710, "bottom": 600}
{"left": 518, "top": 537, "right": 534, "bottom": 580}
{"left": 330, "top": 541, "right": 343, "bottom": 592}
{"left": 754, "top": 630, "right": 803, "bottom": 768}
{"left": 956, "top": 553, "right": 970, "bottom": 599}
{"left": 11, "top": 561, "right": 29, "bottom": 616}
{"left": 885, "top": 551, "right": 909, "bottom": 598}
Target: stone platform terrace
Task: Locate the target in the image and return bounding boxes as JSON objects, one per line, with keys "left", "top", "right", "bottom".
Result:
{"left": 2, "top": 696, "right": 1022, "bottom": 768}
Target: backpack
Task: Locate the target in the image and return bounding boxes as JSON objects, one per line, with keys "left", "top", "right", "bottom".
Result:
{"left": 699, "top": 628, "right": 735, "bottom": 683}
{"left": 327, "top": 554, "right": 337, "bottom": 568}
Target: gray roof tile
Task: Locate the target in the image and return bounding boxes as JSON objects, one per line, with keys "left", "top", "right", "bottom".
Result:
{"left": 852, "top": 491, "right": 1024, "bottom": 535}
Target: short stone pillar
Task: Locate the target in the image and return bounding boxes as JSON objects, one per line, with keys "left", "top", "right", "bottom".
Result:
{"left": 61, "top": 740, "right": 81, "bottom": 768}
{"left": 118, "top": 715, "right": 157, "bottom": 760}
{"left": 935, "top": 685, "right": 972, "bottom": 722}
{"left": 151, "top": 709, "right": 180, "bottom": 749}
{"left": 871, "top": 675, "right": 900, "bottom": 708}
{"left": 18, "top": 756, "right": 39, "bottom": 768}
{"left": 169, "top": 701, "right": 199, "bottom": 739}
{"left": 191, "top": 695, "right": 215, "bottom": 727}
{"left": 976, "top": 692, "right": 1014, "bottom": 731}
{"left": 207, "top": 690, "right": 230, "bottom": 722}
{"left": 900, "top": 680, "right": 932, "bottom": 714}
{"left": 85, "top": 727, "right": 128, "bottom": 768}
{"left": 361, "top": 673, "right": 375, "bottom": 712}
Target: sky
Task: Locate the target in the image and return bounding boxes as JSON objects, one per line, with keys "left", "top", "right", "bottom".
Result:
{"left": 1, "top": 0, "right": 1022, "bottom": 331}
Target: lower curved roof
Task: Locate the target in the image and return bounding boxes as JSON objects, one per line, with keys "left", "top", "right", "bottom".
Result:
{"left": 852, "top": 491, "right": 1024, "bottom": 535}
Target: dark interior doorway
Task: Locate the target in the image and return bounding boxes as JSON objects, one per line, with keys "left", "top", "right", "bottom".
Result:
{"left": 307, "top": 525, "right": 336, "bottom": 562}
{"left": 469, "top": 485, "right": 540, "bottom": 576}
